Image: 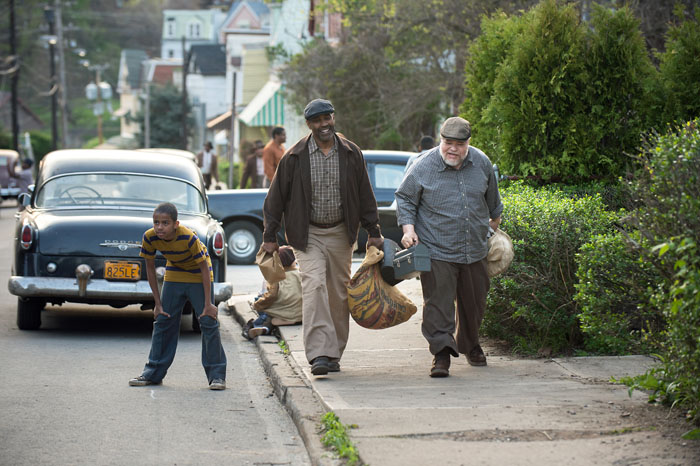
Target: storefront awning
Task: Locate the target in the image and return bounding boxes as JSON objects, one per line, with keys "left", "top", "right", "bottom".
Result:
{"left": 238, "top": 80, "right": 284, "bottom": 127}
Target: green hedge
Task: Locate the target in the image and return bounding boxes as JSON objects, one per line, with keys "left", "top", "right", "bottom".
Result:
{"left": 624, "top": 119, "right": 700, "bottom": 425}
{"left": 574, "top": 231, "right": 662, "bottom": 355}
{"left": 485, "top": 182, "right": 618, "bottom": 354}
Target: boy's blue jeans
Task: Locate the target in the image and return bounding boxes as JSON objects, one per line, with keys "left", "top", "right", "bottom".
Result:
{"left": 141, "top": 281, "right": 227, "bottom": 383}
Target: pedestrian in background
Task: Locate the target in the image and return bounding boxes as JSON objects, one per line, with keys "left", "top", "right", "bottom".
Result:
{"left": 240, "top": 140, "right": 265, "bottom": 189}
{"left": 129, "top": 202, "right": 227, "bottom": 390}
{"left": 404, "top": 135, "right": 435, "bottom": 174}
{"left": 395, "top": 117, "right": 503, "bottom": 378}
{"left": 10, "top": 158, "right": 34, "bottom": 196}
{"left": 196, "top": 141, "right": 218, "bottom": 190}
{"left": 262, "top": 127, "right": 287, "bottom": 187}
{"left": 262, "top": 98, "right": 384, "bottom": 376}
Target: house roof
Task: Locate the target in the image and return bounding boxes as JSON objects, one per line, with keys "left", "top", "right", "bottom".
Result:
{"left": 119, "top": 49, "right": 148, "bottom": 91}
{"left": 227, "top": 0, "right": 269, "bottom": 19}
{"left": 189, "top": 44, "right": 226, "bottom": 76}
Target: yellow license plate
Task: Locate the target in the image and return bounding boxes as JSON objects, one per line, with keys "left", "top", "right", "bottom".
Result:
{"left": 104, "top": 261, "right": 141, "bottom": 281}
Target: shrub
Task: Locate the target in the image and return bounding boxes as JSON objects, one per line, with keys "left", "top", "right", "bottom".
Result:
{"left": 462, "top": 2, "right": 658, "bottom": 182}
{"left": 574, "top": 231, "right": 662, "bottom": 355}
{"left": 658, "top": 7, "right": 700, "bottom": 125}
{"left": 484, "top": 182, "right": 618, "bottom": 354}
{"left": 624, "top": 119, "right": 700, "bottom": 425}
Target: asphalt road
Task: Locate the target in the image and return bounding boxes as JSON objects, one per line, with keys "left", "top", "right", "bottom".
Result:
{"left": 0, "top": 203, "right": 310, "bottom": 465}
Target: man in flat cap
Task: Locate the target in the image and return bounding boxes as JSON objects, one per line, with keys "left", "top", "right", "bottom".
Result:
{"left": 262, "top": 98, "right": 384, "bottom": 376}
{"left": 395, "top": 116, "right": 503, "bottom": 377}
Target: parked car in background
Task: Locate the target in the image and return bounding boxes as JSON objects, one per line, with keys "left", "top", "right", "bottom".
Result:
{"left": 8, "top": 149, "right": 231, "bottom": 330}
{"left": 0, "top": 149, "right": 21, "bottom": 200}
{"left": 207, "top": 150, "right": 414, "bottom": 264}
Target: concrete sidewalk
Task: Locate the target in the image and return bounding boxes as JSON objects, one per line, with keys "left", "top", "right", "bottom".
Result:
{"left": 225, "top": 278, "right": 699, "bottom": 466}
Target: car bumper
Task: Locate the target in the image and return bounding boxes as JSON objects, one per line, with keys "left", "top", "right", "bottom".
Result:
{"left": 8, "top": 276, "right": 233, "bottom": 304}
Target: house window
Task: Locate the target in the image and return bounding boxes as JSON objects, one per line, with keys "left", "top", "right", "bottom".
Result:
{"left": 168, "top": 49, "right": 174, "bottom": 58}
{"left": 165, "top": 18, "right": 175, "bottom": 38}
{"left": 188, "top": 21, "right": 201, "bottom": 38}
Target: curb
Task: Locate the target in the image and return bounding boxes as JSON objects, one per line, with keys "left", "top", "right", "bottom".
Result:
{"left": 225, "top": 297, "right": 341, "bottom": 466}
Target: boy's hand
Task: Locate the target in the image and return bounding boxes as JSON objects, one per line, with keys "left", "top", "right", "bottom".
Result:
{"left": 153, "top": 304, "right": 170, "bottom": 319}
{"left": 200, "top": 302, "right": 219, "bottom": 321}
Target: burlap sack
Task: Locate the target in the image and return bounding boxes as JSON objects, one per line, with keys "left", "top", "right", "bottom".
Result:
{"left": 347, "top": 246, "right": 417, "bottom": 329}
{"left": 255, "top": 246, "right": 286, "bottom": 283}
{"left": 487, "top": 228, "right": 514, "bottom": 277}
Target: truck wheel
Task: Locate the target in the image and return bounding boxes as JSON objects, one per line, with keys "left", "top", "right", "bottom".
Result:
{"left": 225, "top": 220, "right": 262, "bottom": 265}
{"left": 17, "top": 298, "right": 44, "bottom": 330}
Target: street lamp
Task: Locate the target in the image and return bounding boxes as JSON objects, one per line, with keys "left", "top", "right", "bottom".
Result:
{"left": 85, "top": 64, "right": 111, "bottom": 145}
{"left": 43, "top": 5, "right": 58, "bottom": 151}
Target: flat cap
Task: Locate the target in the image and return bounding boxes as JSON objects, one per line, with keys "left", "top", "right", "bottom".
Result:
{"left": 304, "top": 99, "right": 335, "bottom": 120}
{"left": 440, "top": 117, "right": 471, "bottom": 141}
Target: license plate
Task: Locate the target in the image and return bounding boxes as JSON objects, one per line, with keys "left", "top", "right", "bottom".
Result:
{"left": 104, "top": 261, "right": 141, "bottom": 281}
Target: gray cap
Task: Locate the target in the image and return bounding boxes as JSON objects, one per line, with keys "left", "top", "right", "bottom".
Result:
{"left": 440, "top": 117, "right": 471, "bottom": 141}
{"left": 304, "top": 99, "right": 335, "bottom": 120}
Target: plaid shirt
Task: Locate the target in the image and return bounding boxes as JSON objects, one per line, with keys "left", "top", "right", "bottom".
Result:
{"left": 396, "top": 146, "right": 503, "bottom": 264}
{"left": 308, "top": 135, "right": 343, "bottom": 224}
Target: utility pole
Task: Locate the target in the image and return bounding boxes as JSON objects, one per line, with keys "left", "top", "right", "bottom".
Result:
{"left": 144, "top": 82, "right": 150, "bottom": 148}
{"left": 9, "top": 0, "right": 19, "bottom": 152}
{"left": 181, "top": 36, "right": 190, "bottom": 151}
{"left": 43, "top": 6, "right": 58, "bottom": 151}
{"left": 228, "top": 73, "right": 236, "bottom": 188}
{"left": 55, "top": 0, "right": 69, "bottom": 148}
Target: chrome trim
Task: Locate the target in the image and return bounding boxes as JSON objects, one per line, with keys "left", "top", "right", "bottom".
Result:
{"left": 7, "top": 277, "right": 233, "bottom": 304}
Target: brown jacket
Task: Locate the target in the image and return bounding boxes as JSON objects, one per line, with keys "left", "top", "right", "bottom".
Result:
{"left": 240, "top": 154, "right": 262, "bottom": 189}
{"left": 263, "top": 134, "right": 381, "bottom": 251}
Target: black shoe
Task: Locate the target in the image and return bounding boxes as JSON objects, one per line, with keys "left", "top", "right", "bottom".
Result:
{"left": 466, "top": 345, "right": 487, "bottom": 366}
{"left": 328, "top": 361, "right": 340, "bottom": 372}
{"left": 430, "top": 349, "right": 451, "bottom": 378}
{"left": 311, "top": 356, "right": 330, "bottom": 375}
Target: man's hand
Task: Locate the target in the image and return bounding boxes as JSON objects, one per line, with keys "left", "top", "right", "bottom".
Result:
{"left": 401, "top": 224, "right": 419, "bottom": 248}
{"left": 489, "top": 216, "right": 502, "bottom": 231}
{"left": 366, "top": 235, "right": 384, "bottom": 251}
{"left": 262, "top": 241, "right": 279, "bottom": 254}
{"left": 153, "top": 304, "right": 170, "bottom": 319}
{"left": 200, "top": 302, "right": 219, "bottom": 321}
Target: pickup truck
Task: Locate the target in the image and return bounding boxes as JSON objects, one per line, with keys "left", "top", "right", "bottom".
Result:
{"left": 207, "top": 150, "right": 414, "bottom": 264}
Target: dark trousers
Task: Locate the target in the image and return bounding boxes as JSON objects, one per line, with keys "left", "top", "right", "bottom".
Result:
{"left": 420, "top": 259, "right": 490, "bottom": 356}
{"left": 141, "top": 281, "right": 227, "bottom": 383}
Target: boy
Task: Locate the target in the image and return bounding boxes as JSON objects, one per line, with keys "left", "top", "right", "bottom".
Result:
{"left": 129, "top": 202, "right": 227, "bottom": 390}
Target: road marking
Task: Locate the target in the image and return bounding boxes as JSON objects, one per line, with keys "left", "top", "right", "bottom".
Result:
{"left": 150, "top": 390, "right": 156, "bottom": 399}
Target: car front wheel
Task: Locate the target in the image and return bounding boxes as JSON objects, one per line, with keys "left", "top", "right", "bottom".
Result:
{"left": 225, "top": 220, "right": 262, "bottom": 265}
{"left": 17, "top": 298, "right": 45, "bottom": 330}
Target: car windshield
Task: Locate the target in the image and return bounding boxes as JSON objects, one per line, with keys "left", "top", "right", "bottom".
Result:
{"left": 35, "top": 173, "right": 205, "bottom": 213}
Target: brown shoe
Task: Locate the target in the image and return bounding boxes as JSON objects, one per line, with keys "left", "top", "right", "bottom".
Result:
{"left": 467, "top": 345, "right": 487, "bottom": 366}
{"left": 430, "top": 349, "right": 451, "bottom": 378}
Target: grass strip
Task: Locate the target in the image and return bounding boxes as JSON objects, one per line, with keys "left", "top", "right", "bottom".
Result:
{"left": 320, "top": 412, "right": 361, "bottom": 465}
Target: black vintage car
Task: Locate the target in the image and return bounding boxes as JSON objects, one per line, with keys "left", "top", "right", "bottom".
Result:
{"left": 207, "top": 150, "right": 414, "bottom": 264}
{"left": 8, "top": 149, "right": 232, "bottom": 330}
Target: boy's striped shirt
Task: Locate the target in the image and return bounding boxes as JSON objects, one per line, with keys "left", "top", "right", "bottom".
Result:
{"left": 140, "top": 225, "right": 213, "bottom": 283}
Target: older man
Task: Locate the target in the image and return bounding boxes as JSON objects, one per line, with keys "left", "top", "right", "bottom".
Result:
{"left": 262, "top": 99, "right": 383, "bottom": 376}
{"left": 395, "top": 117, "right": 503, "bottom": 378}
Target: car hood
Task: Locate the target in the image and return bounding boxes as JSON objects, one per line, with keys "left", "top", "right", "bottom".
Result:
{"left": 32, "top": 209, "right": 213, "bottom": 257}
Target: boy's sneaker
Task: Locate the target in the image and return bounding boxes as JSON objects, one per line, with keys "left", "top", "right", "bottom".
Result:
{"left": 129, "top": 375, "right": 160, "bottom": 386}
{"left": 209, "top": 378, "right": 226, "bottom": 390}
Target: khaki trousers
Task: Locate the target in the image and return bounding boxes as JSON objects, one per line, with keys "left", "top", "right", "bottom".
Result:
{"left": 293, "top": 224, "right": 353, "bottom": 363}
{"left": 420, "top": 259, "right": 490, "bottom": 356}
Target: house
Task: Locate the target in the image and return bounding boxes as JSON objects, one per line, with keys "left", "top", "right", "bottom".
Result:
{"left": 186, "top": 44, "right": 228, "bottom": 150}
{"left": 115, "top": 49, "right": 148, "bottom": 141}
{"left": 161, "top": 9, "right": 227, "bottom": 60}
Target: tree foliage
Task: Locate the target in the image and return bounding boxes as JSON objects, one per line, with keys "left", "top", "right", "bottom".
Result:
{"left": 463, "top": 0, "right": 659, "bottom": 181}
{"left": 657, "top": 7, "right": 700, "bottom": 124}
{"left": 131, "top": 84, "right": 194, "bottom": 149}
{"left": 282, "top": 0, "right": 536, "bottom": 150}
